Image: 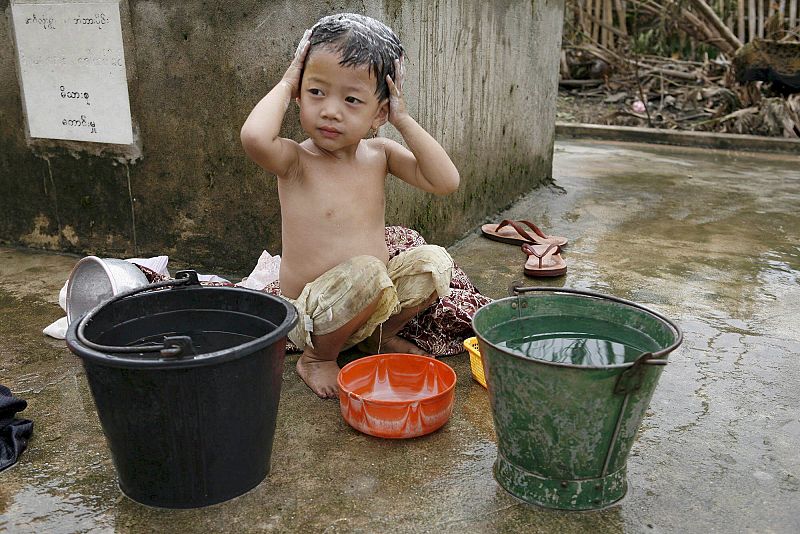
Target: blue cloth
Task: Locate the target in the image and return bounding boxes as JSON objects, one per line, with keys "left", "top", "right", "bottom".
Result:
{"left": 0, "top": 384, "right": 33, "bottom": 472}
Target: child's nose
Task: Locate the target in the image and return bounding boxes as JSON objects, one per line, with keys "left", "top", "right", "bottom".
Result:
{"left": 320, "top": 102, "right": 342, "bottom": 120}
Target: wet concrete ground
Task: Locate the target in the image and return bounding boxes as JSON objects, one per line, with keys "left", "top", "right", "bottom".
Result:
{"left": 1, "top": 140, "right": 798, "bottom": 533}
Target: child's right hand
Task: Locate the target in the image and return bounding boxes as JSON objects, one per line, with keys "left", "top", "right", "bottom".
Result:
{"left": 386, "top": 57, "right": 409, "bottom": 126}
{"left": 282, "top": 29, "right": 311, "bottom": 99}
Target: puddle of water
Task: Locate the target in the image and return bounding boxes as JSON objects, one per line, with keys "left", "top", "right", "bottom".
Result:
{"left": 0, "top": 484, "right": 115, "bottom": 534}
{"left": 3, "top": 140, "right": 800, "bottom": 532}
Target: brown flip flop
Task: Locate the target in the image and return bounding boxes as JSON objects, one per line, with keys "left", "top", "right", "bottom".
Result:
{"left": 522, "top": 243, "right": 567, "bottom": 277}
{"left": 481, "top": 219, "right": 568, "bottom": 247}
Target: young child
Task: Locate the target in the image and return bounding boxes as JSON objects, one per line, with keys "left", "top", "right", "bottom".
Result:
{"left": 240, "top": 13, "right": 460, "bottom": 399}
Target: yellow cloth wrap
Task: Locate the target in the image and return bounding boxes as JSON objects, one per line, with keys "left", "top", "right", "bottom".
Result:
{"left": 283, "top": 245, "right": 453, "bottom": 351}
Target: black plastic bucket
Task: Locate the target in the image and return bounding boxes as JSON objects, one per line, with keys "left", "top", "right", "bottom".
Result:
{"left": 65, "top": 271, "right": 297, "bottom": 508}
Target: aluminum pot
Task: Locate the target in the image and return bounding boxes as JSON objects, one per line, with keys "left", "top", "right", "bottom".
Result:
{"left": 66, "top": 256, "right": 149, "bottom": 324}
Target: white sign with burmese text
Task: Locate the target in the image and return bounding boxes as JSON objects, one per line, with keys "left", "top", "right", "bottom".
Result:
{"left": 12, "top": 2, "right": 133, "bottom": 144}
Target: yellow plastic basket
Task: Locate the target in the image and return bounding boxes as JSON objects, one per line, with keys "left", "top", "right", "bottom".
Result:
{"left": 463, "top": 337, "right": 487, "bottom": 388}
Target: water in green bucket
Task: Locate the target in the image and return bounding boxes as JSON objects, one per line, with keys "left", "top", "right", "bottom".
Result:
{"left": 472, "top": 287, "right": 682, "bottom": 510}
{"left": 496, "top": 316, "right": 662, "bottom": 366}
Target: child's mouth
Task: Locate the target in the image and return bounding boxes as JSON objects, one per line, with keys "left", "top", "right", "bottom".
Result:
{"left": 319, "top": 127, "right": 341, "bottom": 138}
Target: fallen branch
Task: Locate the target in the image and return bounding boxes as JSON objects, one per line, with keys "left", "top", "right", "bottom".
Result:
{"left": 688, "top": 0, "right": 743, "bottom": 52}
{"left": 692, "top": 106, "right": 758, "bottom": 126}
{"left": 559, "top": 79, "right": 605, "bottom": 86}
{"left": 641, "top": 66, "right": 702, "bottom": 81}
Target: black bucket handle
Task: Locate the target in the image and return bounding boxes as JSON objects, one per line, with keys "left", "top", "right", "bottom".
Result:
{"left": 75, "top": 270, "right": 203, "bottom": 358}
{"left": 507, "top": 282, "right": 683, "bottom": 362}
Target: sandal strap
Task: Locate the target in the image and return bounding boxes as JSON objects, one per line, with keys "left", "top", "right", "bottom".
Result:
{"left": 517, "top": 220, "right": 549, "bottom": 240}
{"left": 521, "top": 243, "right": 561, "bottom": 268}
{"left": 495, "top": 219, "right": 549, "bottom": 243}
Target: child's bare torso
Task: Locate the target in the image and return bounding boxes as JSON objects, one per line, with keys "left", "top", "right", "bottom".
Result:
{"left": 278, "top": 139, "right": 390, "bottom": 299}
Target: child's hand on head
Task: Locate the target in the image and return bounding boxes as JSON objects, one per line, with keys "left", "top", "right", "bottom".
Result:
{"left": 282, "top": 29, "right": 311, "bottom": 99}
{"left": 386, "top": 57, "right": 409, "bottom": 126}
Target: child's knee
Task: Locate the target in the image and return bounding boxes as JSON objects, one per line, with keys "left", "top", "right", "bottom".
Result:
{"left": 409, "top": 245, "right": 454, "bottom": 292}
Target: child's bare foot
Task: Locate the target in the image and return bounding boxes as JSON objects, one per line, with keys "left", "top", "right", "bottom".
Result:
{"left": 361, "top": 334, "right": 430, "bottom": 356}
{"left": 296, "top": 352, "right": 341, "bottom": 399}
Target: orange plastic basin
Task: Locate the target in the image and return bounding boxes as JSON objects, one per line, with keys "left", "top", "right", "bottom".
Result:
{"left": 337, "top": 353, "right": 457, "bottom": 439}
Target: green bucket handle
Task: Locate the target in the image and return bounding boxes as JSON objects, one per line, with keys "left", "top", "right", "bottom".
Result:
{"left": 507, "top": 281, "right": 684, "bottom": 364}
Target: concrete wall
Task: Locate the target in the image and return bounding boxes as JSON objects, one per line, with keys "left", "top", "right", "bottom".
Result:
{"left": 0, "top": 0, "right": 565, "bottom": 273}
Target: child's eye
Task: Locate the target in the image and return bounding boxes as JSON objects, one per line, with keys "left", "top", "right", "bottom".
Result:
{"left": 308, "top": 88, "right": 322, "bottom": 96}
{"left": 345, "top": 96, "right": 362, "bottom": 104}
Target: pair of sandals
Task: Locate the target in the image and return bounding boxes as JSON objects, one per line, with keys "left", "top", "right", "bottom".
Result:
{"left": 480, "top": 220, "right": 568, "bottom": 277}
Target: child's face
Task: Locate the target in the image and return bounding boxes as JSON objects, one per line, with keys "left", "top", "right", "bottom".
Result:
{"left": 298, "top": 48, "right": 388, "bottom": 151}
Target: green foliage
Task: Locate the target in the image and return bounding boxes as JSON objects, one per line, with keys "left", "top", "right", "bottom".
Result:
{"left": 630, "top": 25, "right": 719, "bottom": 60}
{"left": 626, "top": 0, "right": 724, "bottom": 61}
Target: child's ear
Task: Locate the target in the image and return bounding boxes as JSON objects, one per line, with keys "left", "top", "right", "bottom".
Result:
{"left": 372, "top": 101, "right": 389, "bottom": 129}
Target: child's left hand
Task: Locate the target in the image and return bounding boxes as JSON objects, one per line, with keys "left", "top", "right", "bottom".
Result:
{"left": 386, "top": 57, "right": 408, "bottom": 125}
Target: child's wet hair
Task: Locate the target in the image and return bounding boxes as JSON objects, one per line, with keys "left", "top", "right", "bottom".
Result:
{"left": 307, "top": 13, "right": 404, "bottom": 102}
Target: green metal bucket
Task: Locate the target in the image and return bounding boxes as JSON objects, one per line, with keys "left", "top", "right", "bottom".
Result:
{"left": 472, "top": 286, "right": 682, "bottom": 510}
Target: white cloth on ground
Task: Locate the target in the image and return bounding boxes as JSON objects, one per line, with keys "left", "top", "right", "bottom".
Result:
{"left": 236, "top": 250, "right": 281, "bottom": 290}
